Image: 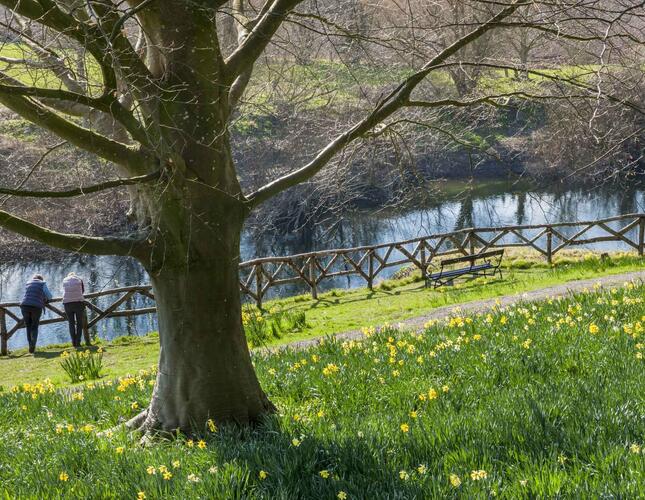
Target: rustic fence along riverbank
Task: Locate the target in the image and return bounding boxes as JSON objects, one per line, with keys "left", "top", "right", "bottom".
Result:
{"left": 2, "top": 213, "right": 644, "bottom": 354}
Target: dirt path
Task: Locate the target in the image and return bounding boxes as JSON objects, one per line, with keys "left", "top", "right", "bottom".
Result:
{"left": 282, "top": 269, "right": 645, "bottom": 351}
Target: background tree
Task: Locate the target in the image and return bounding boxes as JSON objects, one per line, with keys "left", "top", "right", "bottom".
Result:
{"left": 0, "top": 0, "right": 643, "bottom": 437}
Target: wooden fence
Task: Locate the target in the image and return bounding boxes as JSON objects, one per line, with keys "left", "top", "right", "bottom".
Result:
{"left": 0, "top": 285, "right": 155, "bottom": 355}
{"left": 1, "top": 213, "right": 644, "bottom": 354}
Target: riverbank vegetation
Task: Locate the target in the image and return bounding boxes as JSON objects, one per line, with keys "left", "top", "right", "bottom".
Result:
{"left": 2, "top": 250, "right": 642, "bottom": 389}
{"left": 1, "top": 280, "right": 643, "bottom": 497}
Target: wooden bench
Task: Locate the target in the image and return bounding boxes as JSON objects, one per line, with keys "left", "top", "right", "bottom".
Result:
{"left": 425, "top": 249, "right": 504, "bottom": 289}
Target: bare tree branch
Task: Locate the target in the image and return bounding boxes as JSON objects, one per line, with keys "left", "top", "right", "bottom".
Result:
{"left": 246, "top": 0, "right": 529, "bottom": 207}
{"left": 228, "top": 0, "right": 271, "bottom": 109}
{"left": 434, "top": 62, "right": 645, "bottom": 116}
{"left": 0, "top": 170, "right": 162, "bottom": 198}
{"left": 0, "top": 74, "right": 150, "bottom": 145}
{"left": 224, "top": 0, "right": 305, "bottom": 82}
{"left": 405, "top": 91, "right": 603, "bottom": 109}
{"left": 0, "top": 210, "right": 146, "bottom": 256}
{"left": 0, "top": 83, "right": 157, "bottom": 174}
{"left": 0, "top": 55, "right": 49, "bottom": 68}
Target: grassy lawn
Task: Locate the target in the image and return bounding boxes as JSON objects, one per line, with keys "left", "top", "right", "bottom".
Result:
{"left": 263, "top": 249, "right": 644, "bottom": 342}
{"left": 0, "top": 280, "right": 643, "bottom": 497}
{"left": 1, "top": 250, "right": 643, "bottom": 389}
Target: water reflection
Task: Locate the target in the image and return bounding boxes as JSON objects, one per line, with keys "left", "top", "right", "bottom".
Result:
{"left": 1, "top": 182, "right": 644, "bottom": 348}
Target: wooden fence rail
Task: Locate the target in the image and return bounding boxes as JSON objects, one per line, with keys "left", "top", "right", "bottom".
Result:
{"left": 1, "top": 213, "right": 644, "bottom": 354}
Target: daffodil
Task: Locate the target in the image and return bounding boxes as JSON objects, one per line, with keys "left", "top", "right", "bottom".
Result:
{"left": 470, "top": 470, "right": 487, "bottom": 481}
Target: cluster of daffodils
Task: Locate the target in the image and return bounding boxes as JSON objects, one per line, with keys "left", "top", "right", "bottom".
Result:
{"left": 116, "top": 368, "right": 156, "bottom": 392}
{"left": 54, "top": 422, "right": 96, "bottom": 434}
{"left": 322, "top": 363, "right": 340, "bottom": 377}
{"left": 10, "top": 379, "right": 55, "bottom": 399}
{"left": 60, "top": 347, "right": 103, "bottom": 359}
{"left": 242, "top": 309, "right": 264, "bottom": 326}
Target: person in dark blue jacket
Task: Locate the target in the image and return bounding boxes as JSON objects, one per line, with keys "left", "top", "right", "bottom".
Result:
{"left": 20, "top": 274, "right": 53, "bottom": 354}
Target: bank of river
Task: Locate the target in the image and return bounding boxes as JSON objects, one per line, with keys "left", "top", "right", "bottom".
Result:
{"left": 1, "top": 180, "right": 644, "bottom": 349}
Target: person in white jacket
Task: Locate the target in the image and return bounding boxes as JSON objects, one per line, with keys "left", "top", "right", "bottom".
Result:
{"left": 62, "top": 272, "right": 88, "bottom": 347}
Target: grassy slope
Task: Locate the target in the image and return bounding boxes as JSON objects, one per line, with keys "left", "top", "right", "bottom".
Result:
{"left": 0, "top": 281, "right": 643, "bottom": 498}
{"left": 1, "top": 250, "right": 642, "bottom": 389}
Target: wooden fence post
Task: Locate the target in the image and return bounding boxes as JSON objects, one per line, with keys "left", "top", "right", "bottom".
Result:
{"left": 309, "top": 257, "right": 318, "bottom": 300}
{"left": 469, "top": 230, "right": 476, "bottom": 255}
{"left": 82, "top": 303, "right": 91, "bottom": 346}
{"left": 639, "top": 216, "right": 645, "bottom": 257}
{"left": 255, "top": 264, "right": 263, "bottom": 309}
{"left": 0, "top": 308, "right": 7, "bottom": 356}
{"left": 367, "top": 250, "right": 375, "bottom": 290}
{"left": 546, "top": 226, "right": 553, "bottom": 264}
{"left": 419, "top": 245, "right": 427, "bottom": 282}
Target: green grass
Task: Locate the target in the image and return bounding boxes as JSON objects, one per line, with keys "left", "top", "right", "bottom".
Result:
{"left": 0, "top": 43, "right": 104, "bottom": 92}
{"left": 267, "top": 250, "right": 644, "bottom": 342}
{"left": 1, "top": 250, "right": 643, "bottom": 389}
{"left": 1, "top": 280, "right": 643, "bottom": 498}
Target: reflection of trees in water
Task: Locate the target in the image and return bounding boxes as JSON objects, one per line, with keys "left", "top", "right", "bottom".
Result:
{"left": 453, "top": 194, "right": 474, "bottom": 231}
{"left": 516, "top": 192, "right": 527, "bottom": 225}
{"left": 619, "top": 186, "right": 638, "bottom": 215}
{"left": 245, "top": 183, "right": 645, "bottom": 264}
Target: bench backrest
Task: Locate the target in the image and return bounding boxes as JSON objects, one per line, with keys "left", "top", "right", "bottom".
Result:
{"left": 440, "top": 249, "right": 504, "bottom": 267}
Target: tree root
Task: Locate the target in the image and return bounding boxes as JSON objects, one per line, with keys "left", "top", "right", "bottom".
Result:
{"left": 97, "top": 408, "right": 153, "bottom": 440}
{"left": 98, "top": 392, "right": 277, "bottom": 443}
{"left": 125, "top": 408, "right": 149, "bottom": 430}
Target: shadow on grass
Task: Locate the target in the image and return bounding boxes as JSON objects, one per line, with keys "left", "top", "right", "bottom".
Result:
{"left": 32, "top": 350, "right": 66, "bottom": 359}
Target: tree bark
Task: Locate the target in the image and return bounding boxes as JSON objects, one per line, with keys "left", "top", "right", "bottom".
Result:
{"left": 137, "top": 215, "right": 275, "bottom": 433}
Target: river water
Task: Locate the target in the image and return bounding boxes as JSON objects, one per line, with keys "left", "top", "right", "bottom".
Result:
{"left": 1, "top": 181, "right": 644, "bottom": 349}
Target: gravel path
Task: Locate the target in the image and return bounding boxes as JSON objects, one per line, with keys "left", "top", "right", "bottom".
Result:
{"left": 278, "top": 269, "right": 645, "bottom": 351}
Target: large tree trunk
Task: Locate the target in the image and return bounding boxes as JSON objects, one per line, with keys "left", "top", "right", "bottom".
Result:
{"left": 124, "top": 1, "right": 277, "bottom": 435}
{"left": 134, "top": 215, "right": 275, "bottom": 434}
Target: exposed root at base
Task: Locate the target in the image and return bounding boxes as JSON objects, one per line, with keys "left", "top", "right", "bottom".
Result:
{"left": 97, "top": 408, "right": 155, "bottom": 441}
{"left": 101, "top": 394, "right": 278, "bottom": 444}
{"left": 125, "top": 408, "right": 166, "bottom": 445}
{"left": 125, "top": 408, "right": 149, "bottom": 431}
